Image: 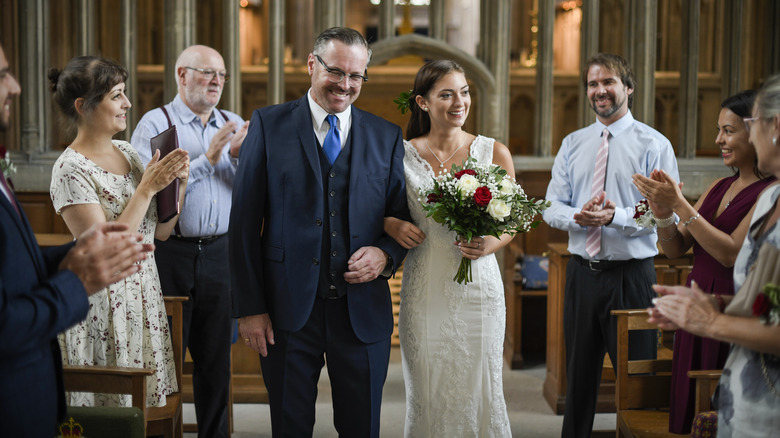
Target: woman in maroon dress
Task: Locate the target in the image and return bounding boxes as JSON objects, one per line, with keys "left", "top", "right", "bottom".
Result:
{"left": 633, "top": 90, "right": 777, "bottom": 434}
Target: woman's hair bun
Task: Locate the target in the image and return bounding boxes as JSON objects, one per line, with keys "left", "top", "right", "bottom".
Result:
{"left": 48, "top": 68, "right": 61, "bottom": 93}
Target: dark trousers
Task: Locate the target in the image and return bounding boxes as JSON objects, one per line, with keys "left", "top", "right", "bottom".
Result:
{"left": 260, "top": 296, "right": 391, "bottom": 438}
{"left": 561, "top": 256, "right": 657, "bottom": 438}
{"left": 155, "top": 236, "right": 232, "bottom": 438}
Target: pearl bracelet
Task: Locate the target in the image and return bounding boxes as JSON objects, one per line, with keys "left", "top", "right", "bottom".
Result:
{"left": 654, "top": 214, "right": 676, "bottom": 228}
{"left": 683, "top": 213, "right": 700, "bottom": 227}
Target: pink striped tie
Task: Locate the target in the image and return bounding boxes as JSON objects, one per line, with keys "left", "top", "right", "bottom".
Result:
{"left": 585, "top": 128, "right": 610, "bottom": 257}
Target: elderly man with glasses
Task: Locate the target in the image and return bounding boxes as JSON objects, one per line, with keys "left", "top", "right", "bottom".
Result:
{"left": 131, "top": 44, "right": 249, "bottom": 438}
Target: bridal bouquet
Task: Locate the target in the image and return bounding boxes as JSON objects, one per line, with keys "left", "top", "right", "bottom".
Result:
{"left": 420, "top": 157, "right": 550, "bottom": 284}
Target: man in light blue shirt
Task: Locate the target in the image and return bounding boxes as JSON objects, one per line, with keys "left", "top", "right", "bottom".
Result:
{"left": 543, "top": 53, "right": 679, "bottom": 438}
{"left": 131, "top": 44, "right": 248, "bottom": 438}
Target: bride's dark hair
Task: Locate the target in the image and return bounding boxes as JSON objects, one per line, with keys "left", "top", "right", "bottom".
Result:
{"left": 405, "top": 60, "right": 465, "bottom": 140}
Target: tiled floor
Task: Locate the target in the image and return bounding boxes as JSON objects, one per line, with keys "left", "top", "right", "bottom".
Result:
{"left": 184, "top": 347, "right": 616, "bottom": 437}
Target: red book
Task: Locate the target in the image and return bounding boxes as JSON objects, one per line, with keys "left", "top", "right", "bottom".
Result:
{"left": 149, "top": 125, "right": 180, "bottom": 223}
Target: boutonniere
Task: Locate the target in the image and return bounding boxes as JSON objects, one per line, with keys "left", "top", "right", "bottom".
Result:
{"left": 0, "top": 145, "right": 16, "bottom": 181}
{"left": 753, "top": 283, "right": 780, "bottom": 325}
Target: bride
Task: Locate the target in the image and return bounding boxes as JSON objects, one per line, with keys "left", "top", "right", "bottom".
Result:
{"left": 385, "top": 59, "right": 514, "bottom": 437}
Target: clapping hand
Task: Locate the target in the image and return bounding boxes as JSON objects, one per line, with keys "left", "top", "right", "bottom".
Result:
{"left": 141, "top": 148, "right": 190, "bottom": 195}
{"left": 574, "top": 191, "right": 616, "bottom": 227}
{"left": 59, "top": 222, "right": 154, "bottom": 295}
{"left": 648, "top": 281, "right": 719, "bottom": 336}
{"left": 633, "top": 170, "right": 683, "bottom": 218}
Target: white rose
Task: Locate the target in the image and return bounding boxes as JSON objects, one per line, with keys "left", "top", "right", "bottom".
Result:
{"left": 487, "top": 199, "right": 511, "bottom": 221}
{"left": 456, "top": 174, "right": 479, "bottom": 197}
{"left": 499, "top": 180, "right": 515, "bottom": 195}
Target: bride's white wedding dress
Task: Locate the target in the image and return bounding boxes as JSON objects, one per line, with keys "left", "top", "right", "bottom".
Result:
{"left": 398, "top": 135, "right": 511, "bottom": 437}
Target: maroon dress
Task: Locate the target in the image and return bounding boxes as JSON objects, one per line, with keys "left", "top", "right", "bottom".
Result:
{"left": 668, "top": 174, "right": 777, "bottom": 434}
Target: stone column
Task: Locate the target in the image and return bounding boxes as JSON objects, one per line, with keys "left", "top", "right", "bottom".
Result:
{"left": 578, "top": 0, "right": 599, "bottom": 128}
{"left": 19, "top": 0, "right": 49, "bottom": 156}
{"left": 678, "top": 0, "right": 700, "bottom": 159}
{"left": 120, "top": 0, "right": 137, "bottom": 139}
{"left": 75, "top": 0, "right": 97, "bottom": 56}
{"left": 627, "top": 0, "right": 657, "bottom": 126}
{"left": 534, "top": 0, "right": 554, "bottom": 157}
{"left": 378, "top": 0, "right": 395, "bottom": 41}
{"left": 268, "top": 0, "right": 285, "bottom": 106}
{"left": 477, "top": 0, "right": 510, "bottom": 143}
{"left": 429, "top": 0, "right": 446, "bottom": 41}
{"left": 314, "top": 0, "right": 344, "bottom": 36}
{"left": 222, "top": 0, "right": 241, "bottom": 114}
{"left": 164, "top": 0, "right": 195, "bottom": 103}
{"left": 722, "top": 0, "right": 743, "bottom": 100}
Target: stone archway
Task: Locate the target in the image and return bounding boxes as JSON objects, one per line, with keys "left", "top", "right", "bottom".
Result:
{"left": 369, "top": 34, "right": 502, "bottom": 142}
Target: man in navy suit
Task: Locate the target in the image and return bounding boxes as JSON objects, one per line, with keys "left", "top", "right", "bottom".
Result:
{"left": 230, "top": 27, "right": 409, "bottom": 437}
{"left": 0, "top": 41, "right": 154, "bottom": 437}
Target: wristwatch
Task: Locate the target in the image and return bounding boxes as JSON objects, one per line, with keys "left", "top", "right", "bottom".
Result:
{"left": 381, "top": 252, "right": 394, "bottom": 278}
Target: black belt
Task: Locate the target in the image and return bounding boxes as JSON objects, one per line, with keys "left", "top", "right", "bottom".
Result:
{"left": 573, "top": 254, "right": 634, "bottom": 272}
{"left": 170, "top": 234, "right": 225, "bottom": 245}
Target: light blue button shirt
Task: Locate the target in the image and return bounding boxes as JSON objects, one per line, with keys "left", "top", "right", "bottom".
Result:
{"left": 543, "top": 110, "right": 680, "bottom": 261}
{"left": 130, "top": 95, "right": 244, "bottom": 237}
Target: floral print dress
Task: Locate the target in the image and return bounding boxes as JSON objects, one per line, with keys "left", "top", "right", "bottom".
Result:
{"left": 50, "top": 140, "right": 177, "bottom": 407}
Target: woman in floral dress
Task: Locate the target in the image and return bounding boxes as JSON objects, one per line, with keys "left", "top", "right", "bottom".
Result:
{"left": 48, "top": 56, "right": 189, "bottom": 407}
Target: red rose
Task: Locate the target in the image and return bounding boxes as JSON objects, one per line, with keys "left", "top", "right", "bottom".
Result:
{"left": 0, "top": 145, "right": 6, "bottom": 159}
{"left": 753, "top": 293, "right": 771, "bottom": 317}
{"left": 427, "top": 193, "right": 442, "bottom": 204}
{"left": 473, "top": 186, "right": 492, "bottom": 206}
{"left": 454, "top": 169, "right": 477, "bottom": 179}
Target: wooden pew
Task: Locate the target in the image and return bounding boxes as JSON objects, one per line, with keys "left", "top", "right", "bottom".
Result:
{"left": 612, "top": 309, "right": 686, "bottom": 438}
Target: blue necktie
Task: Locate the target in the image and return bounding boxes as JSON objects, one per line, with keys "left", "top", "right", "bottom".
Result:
{"left": 324, "top": 114, "right": 341, "bottom": 164}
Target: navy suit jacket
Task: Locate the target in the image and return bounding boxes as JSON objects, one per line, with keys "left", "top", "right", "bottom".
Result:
{"left": 230, "top": 95, "right": 409, "bottom": 343}
{"left": 0, "top": 189, "right": 88, "bottom": 435}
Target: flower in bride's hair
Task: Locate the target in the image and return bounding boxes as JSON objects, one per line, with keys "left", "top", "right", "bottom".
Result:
{"left": 393, "top": 89, "right": 414, "bottom": 115}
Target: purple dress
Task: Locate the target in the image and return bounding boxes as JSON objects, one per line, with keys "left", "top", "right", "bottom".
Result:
{"left": 668, "top": 174, "right": 776, "bottom": 434}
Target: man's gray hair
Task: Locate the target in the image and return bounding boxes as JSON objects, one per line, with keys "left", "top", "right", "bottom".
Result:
{"left": 312, "top": 27, "right": 372, "bottom": 63}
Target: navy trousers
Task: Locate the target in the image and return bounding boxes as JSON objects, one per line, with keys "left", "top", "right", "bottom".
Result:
{"left": 260, "top": 295, "right": 391, "bottom": 438}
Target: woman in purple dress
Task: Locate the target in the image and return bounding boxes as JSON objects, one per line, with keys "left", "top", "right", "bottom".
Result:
{"left": 633, "top": 90, "right": 777, "bottom": 434}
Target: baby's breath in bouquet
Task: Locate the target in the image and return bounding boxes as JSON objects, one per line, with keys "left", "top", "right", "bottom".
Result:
{"left": 420, "top": 157, "right": 550, "bottom": 284}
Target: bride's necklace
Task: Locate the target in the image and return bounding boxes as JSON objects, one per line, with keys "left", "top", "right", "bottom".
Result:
{"left": 424, "top": 134, "right": 467, "bottom": 168}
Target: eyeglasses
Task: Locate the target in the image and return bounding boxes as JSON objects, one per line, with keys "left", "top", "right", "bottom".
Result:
{"left": 185, "top": 66, "right": 230, "bottom": 83}
{"left": 743, "top": 116, "right": 762, "bottom": 133}
{"left": 314, "top": 55, "right": 368, "bottom": 87}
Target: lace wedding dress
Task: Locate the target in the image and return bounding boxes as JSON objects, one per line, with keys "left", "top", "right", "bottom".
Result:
{"left": 398, "top": 135, "right": 511, "bottom": 437}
